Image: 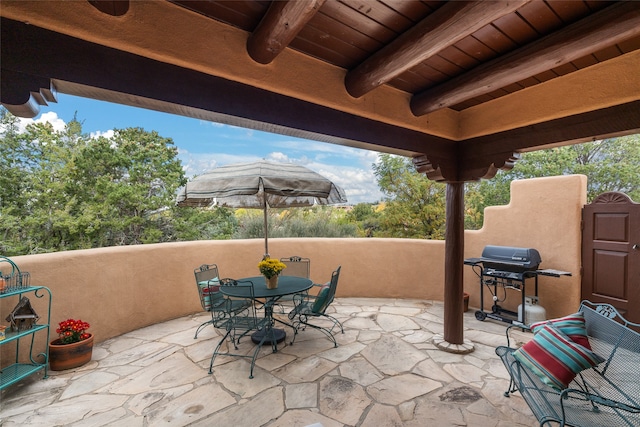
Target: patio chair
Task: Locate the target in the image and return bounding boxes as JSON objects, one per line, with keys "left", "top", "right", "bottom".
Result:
{"left": 193, "top": 264, "right": 249, "bottom": 339}
{"left": 209, "top": 278, "right": 275, "bottom": 379}
{"left": 277, "top": 256, "right": 313, "bottom": 312}
{"left": 280, "top": 256, "right": 311, "bottom": 278}
{"left": 288, "top": 266, "right": 344, "bottom": 347}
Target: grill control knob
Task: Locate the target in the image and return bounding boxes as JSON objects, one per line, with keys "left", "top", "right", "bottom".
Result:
{"left": 633, "top": 244, "right": 639, "bottom": 250}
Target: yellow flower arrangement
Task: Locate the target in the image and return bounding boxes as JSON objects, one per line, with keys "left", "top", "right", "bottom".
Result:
{"left": 258, "top": 257, "right": 287, "bottom": 279}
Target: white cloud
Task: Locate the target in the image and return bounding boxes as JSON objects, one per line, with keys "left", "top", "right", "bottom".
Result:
{"left": 90, "top": 129, "right": 115, "bottom": 139}
{"left": 306, "top": 162, "right": 383, "bottom": 204}
{"left": 266, "top": 152, "right": 290, "bottom": 163}
{"left": 199, "top": 120, "right": 224, "bottom": 128}
{"left": 17, "top": 111, "right": 66, "bottom": 133}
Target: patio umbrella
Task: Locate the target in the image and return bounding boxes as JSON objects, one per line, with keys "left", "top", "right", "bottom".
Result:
{"left": 176, "top": 160, "right": 347, "bottom": 256}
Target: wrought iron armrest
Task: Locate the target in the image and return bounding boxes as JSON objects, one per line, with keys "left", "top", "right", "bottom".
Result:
{"left": 288, "top": 293, "right": 314, "bottom": 321}
{"left": 292, "top": 291, "right": 313, "bottom": 306}
{"left": 505, "top": 322, "right": 531, "bottom": 347}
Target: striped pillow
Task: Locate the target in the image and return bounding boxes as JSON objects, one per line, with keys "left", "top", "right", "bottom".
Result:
{"left": 513, "top": 324, "right": 604, "bottom": 390}
{"left": 530, "top": 312, "right": 592, "bottom": 349}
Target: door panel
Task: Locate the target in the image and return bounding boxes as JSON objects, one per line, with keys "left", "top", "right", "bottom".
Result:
{"left": 582, "top": 192, "right": 640, "bottom": 322}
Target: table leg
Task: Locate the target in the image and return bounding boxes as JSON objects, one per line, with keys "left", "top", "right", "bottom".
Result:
{"left": 251, "top": 300, "right": 286, "bottom": 345}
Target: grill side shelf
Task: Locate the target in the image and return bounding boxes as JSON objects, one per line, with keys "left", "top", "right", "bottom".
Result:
{"left": 535, "top": 269, "right": 572, "bottom": 277}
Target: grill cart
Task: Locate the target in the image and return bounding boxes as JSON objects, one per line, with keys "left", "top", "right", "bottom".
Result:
{"left": 464, "top": 246, "right": 571, "bottom": 326}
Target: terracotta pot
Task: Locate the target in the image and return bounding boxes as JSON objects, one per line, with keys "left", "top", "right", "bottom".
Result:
{"left": 49, "top": 333, "right": 94, "bottom": 371}
{"left": 463, "top": 292, "right": 470, "bottom": 312}
{"left": 266, "top": 275, "right": 279, "bottom": 289}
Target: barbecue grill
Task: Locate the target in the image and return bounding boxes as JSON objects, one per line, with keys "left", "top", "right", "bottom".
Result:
{"left": 464, "top": 245, "right": 571, "bottom": 326}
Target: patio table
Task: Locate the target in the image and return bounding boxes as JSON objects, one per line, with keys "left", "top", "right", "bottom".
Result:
{"left": 219, "top": 275, "right": 313, "bottom": 344}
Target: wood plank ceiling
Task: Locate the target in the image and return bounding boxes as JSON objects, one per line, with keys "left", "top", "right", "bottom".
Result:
{"left": 2, "top": 0, "right": 640, "bottom": 182}
{"left": 177, "top": 0, "right": 638, "bottom": 112}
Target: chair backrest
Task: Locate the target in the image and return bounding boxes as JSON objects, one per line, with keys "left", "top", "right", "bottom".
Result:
{"left": 219, "top": 278, "right": 255, "bottom": 297}
{"left": 280, "top": 256, "right": 310, "bottom": 279}
{"left": 219, "top": 278, "right": 258, "bottom": 320}
{"left": 194, "top": 263, "right": 220, "bottom": 283}
{"left": 194, "top": 264, "right": 221, "bottom": 311}
{"left": 579, "top": 300, "right": 640, "bottom": 410}
{"left": 313, "top": 266, "right": 341, "bottom": 314}
{"left": 580, "top": 300, "right": 640, "bottom": 370}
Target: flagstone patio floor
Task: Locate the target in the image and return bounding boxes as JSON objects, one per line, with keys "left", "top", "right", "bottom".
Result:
{"left": 0, "top": 298, "right": 538, "bottom": 426}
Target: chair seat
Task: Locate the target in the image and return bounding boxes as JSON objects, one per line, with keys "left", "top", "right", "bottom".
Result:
{"left": 288, "top": 266, "right": 343, "bottom": 347}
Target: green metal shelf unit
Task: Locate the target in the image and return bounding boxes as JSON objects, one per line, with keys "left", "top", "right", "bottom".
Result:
{"left": 0, "top": 256, "right": 51, "bottom": 390}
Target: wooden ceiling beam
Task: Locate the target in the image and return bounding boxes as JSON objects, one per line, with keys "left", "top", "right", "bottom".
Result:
{"left": 87, "top": 1, "right": 129, "bottom": 16}
{"left": 247, "top": 0, "right": 326, "bottom": 65}
{"left": 411, "top": 1, "right": 640, "bottom": 116}
{"left": 344, "top": 0, "right": 530, "bottom": 98}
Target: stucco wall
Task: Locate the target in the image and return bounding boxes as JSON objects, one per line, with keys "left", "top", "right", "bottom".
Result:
{"left": 465, "top": 175, "right": 587, "bottom": 319}
{"left": 1, "top": 175, "right": 586, "bottom": 367}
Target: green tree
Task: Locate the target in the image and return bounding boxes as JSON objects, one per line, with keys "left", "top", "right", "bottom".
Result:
{"left": 171, "top": 206, "right": 237, "bottom": 241}
{"left": 0, "top": 111, "right": 191, "bottom": 254}
{"left": 373, "top": 154, "right": 446, "bottom": 239}
{"left": 1, "top": 115, "right": 82, "bottom": 252}
{"left": 346, "top": 203, "right": 380, "bottom": 237}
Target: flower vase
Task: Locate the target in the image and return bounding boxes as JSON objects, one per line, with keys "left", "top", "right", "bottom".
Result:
{"left": 266, "top": 275, "right": 279, "bottom": 289}
{"left": 49, "top": 333, "right": 94, "bottom": 371}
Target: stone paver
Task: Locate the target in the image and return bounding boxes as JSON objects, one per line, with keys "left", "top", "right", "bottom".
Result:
{"left": 319, "top": 376, "right": 371, "bottom": 425}
{"left": 285, "top": 382, "right": 317, "bottom": 409}
{"left": 0, "top": 298, "right": 539, "bottom": 426}
{"left": 361, "top": 334, "right": 427, "bottom": 375}
{"left": 367, "top": 373, "right": 441, "bottom": 405}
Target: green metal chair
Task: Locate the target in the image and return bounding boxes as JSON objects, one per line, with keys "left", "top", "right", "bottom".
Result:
{"left": 193, "top": 264, "right": 248, "bottom": 339}
{"left": 288, "top": 266, "right": 343, "bottom": 347}
{"left": 209, "top": 278, "right": 276, "bottom": 379}
{"left": 280, "top": 256, "right": 311, "bottom": 279}
{"left": 276, "top": 256, "right": 312, "bottom": 312}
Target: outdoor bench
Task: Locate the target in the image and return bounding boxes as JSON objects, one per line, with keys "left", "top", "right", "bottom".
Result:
{"left": 496, "top": 300, "right": 640, "bottom": 427}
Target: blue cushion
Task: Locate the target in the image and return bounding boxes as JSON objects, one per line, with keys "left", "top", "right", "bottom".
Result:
{"left": 311, "top": 284, "right": 330, "bottom": 313}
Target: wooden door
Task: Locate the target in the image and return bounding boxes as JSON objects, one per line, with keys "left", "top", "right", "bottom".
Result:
{"left": 582, "top": 192, "right": 640, "bottom": 322}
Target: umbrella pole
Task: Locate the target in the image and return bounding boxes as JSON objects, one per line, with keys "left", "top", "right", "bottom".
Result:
{"left": 263, "top": 198, "right": 269, "bottom": 258}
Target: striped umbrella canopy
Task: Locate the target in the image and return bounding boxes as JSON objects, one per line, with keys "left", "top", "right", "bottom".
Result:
{"left": 176, "top": 160, "right": 347, "bottom": 256}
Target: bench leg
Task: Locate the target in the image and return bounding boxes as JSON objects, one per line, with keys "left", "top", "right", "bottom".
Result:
{"left": 504, "top": 375, "right": 518, "bottom": 397}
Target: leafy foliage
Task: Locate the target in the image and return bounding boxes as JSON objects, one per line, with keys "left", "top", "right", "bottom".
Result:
{"left": 0, "top": 111, "right": 193, "bottom": 254}
{"left": 346, "top": 203, "right": 381, "bottom": 237}
{"left": 234, "top": 206, "right": 357, "bottom": 240}
{"left": 373, "top": 154, "right": 446, "bottom": 239}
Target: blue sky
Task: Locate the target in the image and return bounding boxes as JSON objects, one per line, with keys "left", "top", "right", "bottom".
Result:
{"left": 17, "top": 94, "right": 384, "bottom": 204}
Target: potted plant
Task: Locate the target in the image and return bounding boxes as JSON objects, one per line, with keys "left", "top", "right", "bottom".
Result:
{"left": 258, "top": 257, "right": 287, "bottom": 289}
{"left": 49, "top": 318, "right": 93, "bottom": 371}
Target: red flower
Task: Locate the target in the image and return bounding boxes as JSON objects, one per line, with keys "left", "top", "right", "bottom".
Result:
{"left": 56, "top": 318, "right": 91, "bottom": 345}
